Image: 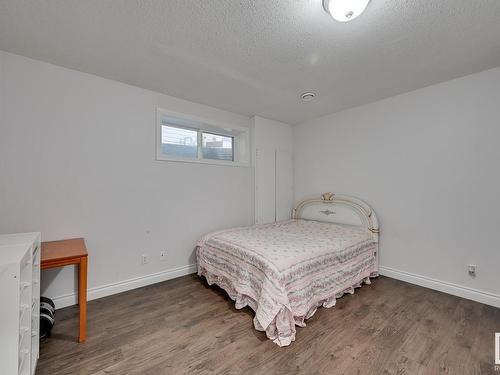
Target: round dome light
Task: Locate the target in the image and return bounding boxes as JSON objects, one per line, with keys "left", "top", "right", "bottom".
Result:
{"left": 323, "top": 0, "right": 371, "bottom": 22}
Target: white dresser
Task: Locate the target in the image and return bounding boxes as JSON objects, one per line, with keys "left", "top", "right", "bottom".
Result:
{"left": 0, "top": 233, "right": 41, "bottom": 375}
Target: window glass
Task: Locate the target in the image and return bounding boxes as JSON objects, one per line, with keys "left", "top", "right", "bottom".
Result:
{"left": 161, "top": 125, "right": 198, "bottom": 159}
{"left": 202, "top": 132, "right": 233, "bottom": 161}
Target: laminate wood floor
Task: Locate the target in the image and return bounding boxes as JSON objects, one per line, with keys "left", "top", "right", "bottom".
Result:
{"left": 37, "top": 275, "right": 500, "bottom": 375}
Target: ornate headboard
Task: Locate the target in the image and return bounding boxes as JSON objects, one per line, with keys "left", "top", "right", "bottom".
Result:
{"left": 293, "top": 192, "right": 379, "bottom": 242}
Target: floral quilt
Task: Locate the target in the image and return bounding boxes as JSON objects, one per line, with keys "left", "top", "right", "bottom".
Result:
{"left": 196, "top": 219, "right": 378, "bottom": 346}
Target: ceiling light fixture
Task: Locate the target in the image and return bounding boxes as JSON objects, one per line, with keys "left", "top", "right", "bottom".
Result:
{"left": 323, "top": 0, "right": 370, "bottom": 22}
{"left": 301, "top": 92, "right": 316, "bottom": 102}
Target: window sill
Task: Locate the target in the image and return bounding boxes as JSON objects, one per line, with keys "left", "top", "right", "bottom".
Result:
{"left": 156, "top": 155, "right": 249, "bottom": 167}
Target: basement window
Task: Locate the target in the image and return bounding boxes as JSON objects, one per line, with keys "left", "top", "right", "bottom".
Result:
{"left": 156, "top": 108, "right": 249, "bottom": 166}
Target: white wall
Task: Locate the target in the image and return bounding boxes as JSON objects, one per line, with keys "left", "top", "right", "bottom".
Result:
{"left": 253, "top": 116, "right": 293, "bottom": 153}
{"left": 294, "top": 67, "right": 500, "bottom": 307}
{"left": 2, "top": 49, "right": 498, "bottom": 309}
{"left": 0, "top": 51, "right": 252, "bottom": 307}
{"left": 251, "top": 116, "right": 293, "bottom": 223}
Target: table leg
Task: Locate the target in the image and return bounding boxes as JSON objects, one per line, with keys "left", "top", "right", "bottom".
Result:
{"left": 78, "top": 257, "right": 87, "bottom": 343}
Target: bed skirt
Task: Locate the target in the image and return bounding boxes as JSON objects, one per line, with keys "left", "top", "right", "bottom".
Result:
{"left": 198, "top": 266, "right": 378, "bottom": 347}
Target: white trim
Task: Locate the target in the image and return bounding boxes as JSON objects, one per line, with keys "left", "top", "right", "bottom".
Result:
{"left": 50, "top": 262, "right": 500, "bottom": 310}
{"left": 50, "top": 264, "right": 197, "bottom": 309}
{"left": 157, "top": 107, "right": 249, "bottom": 134}
{"left": 379, "top": 265, "right": 500, "bottom": 308}
{"left": 155, "top": 154, "right": 249, "bottom": 167}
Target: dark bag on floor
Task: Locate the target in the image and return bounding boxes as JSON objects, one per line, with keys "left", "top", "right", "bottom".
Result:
{"left": 40, "top": 296, "right": 56, "bottom": 338}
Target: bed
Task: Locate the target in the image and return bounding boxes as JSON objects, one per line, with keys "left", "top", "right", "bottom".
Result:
{"left": 196, "top": 192, "right": 379, "bottom": 346}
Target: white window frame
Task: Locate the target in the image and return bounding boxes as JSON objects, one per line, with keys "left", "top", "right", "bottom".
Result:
{"left": 156, "top": 108, "right": 249, "bottom": 167}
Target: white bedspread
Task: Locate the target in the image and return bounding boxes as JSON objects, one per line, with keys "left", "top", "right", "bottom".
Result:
{"left": 196, "top": 219, "right": 378, "bottom": 346}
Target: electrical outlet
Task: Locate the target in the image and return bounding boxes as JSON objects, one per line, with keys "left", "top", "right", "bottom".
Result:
{"left": 468, "top": 264, "right": 477, "bottom": 277}
{"left": 160, "top": 250, "right": 167, "bottom": 261}
{"left": 141, "top": 254, "right": 149, "bottom": 265}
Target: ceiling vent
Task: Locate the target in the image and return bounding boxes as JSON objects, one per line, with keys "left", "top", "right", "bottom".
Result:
{"left": 301, "top": 92, "right": 316, "bottom": 102}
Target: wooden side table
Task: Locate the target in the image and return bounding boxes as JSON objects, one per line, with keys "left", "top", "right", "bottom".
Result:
{"left": 41, "top": 238, "right": 88, "bottom": 343}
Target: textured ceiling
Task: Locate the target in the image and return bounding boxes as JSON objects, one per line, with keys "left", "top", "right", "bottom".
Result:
{"left": 1, "top": 1, "right": 500, "bottom": 124}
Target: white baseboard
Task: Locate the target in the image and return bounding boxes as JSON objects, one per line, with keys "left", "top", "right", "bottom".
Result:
{"left": 51, "top": 263, "right": 500, "bottom": 310}
{"left": 51, "top": 264, "right": 197, "bottom": 309}
{"left": 379, "top": 265, "right": 500, "bottom": 308}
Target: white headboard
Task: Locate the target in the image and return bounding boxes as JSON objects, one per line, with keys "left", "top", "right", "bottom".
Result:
{"left": 293, "top": 192, "right": 379, "bottom": 243}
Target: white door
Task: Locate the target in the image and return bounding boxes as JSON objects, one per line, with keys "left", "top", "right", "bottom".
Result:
{"left": 275, "top": 150, "right": 293, "bottom": 221}
{"left": 255, "top": 148, "right": 275, "bottom": 224}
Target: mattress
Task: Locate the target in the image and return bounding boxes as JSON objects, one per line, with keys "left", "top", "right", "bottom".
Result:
{"left": 196, "top": 219, "right": 378, "bottom": 346}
